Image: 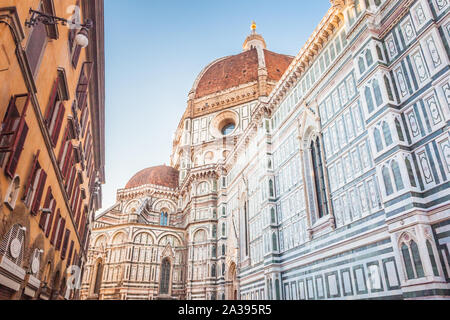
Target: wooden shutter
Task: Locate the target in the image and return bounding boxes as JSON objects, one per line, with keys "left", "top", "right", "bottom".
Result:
{"left": 79, "top": 210, "right": 87, "bottom": 239}
{"left": 57, "top": 129, "right": 68, "bottom": 164}
{"left": 67, "top": 240, "right": 74, "bottom": 266}
{"left": 45, "top": 199, "right": 56, "bottom": 238}
{"left": 51, "top": 103, "right": 65, "bottom": 147}
{"left": 22, "top": 150, "right": 40, "bottom": 201}
{"left": 62, "top": 143, "right": 73, "bottom": 179}
{"left": 72, "top": 45, "right": 81, "bottom": 69}
{"left": 5, "top": 95, "right": 30, "bottom": 179}
{"left": 61, "top": 229, "right": 70, "bottom": 259}
{"left": 26, "top": 20, "right": 47, "bottom": 76}
{"left": 50, "top": 210, "right": 61, "bottom": 245}
{"left": 56, "top": 218, "right": 66, "bottom": 250}
{"left": 39, "top": 186, "right": 52, "bottom": 229}
{"left": 76, "top": 62, "right": 94, "bottom": 110}
{"left": 5, "top": 122, "right": 29, "bottom": 179}
{"left": 31, "top": 170, "right": 47, "bottom": 215}
{"left": 44, "top": 79, "right": 59, "bottom": 125}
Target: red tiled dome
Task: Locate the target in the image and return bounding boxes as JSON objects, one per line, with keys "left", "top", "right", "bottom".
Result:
{"left": 125, "top": 165, "right": 179, "bottom": 189}
{"left": 194, "top": 49, "right": 294, "bottom": 99}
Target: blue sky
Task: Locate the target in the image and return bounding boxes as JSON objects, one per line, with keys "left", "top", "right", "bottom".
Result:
{"left": 102, "top": 0, "right": 330, "bottom": 211}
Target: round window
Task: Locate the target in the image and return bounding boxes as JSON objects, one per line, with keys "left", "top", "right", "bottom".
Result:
{"left": 221, "top": 122, "right": 236, "bottom": 136}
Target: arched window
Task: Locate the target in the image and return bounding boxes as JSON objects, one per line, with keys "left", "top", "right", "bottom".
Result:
{"left": 222, "top": 207, "right": 226, "bottom": 216}
{"left": 271, "top": 208, "right": 276, "bottom": 224}
{"left": 382, "top": 122, "right": 393, "bottom": 146}
{"left": 358, "top": 57, "right": 366, "bottom": 74}
{"left": 405, "top": 157, "right": 417, "bottom": 188}
{"left": 365, "top": 86, "right": 375, "bottom": 113}
{"left": 382, "top": 166, "right": 394, "bottom": 196}
{"left": 211, "top": 264, "right": 216, "bottom": 277}
{"left": 212, "top": 225, "right": 217, "bottom": 238}
{"left": 426, "top": 240, "right": 440, "bottom": 277}
{"left": 93, "top": 261, "right": 103, "bottom": 294}
{"left": 365, "top": 49, "right": 373, "bottom": 66}
{"left": 384, "top": 75, "right": 394, "bottom": 101}
{"left": 374, "top": 128, "right": 383, "bottom": 152}
{"left": 269, "top": 179, "right": 274, "bottom": 198}
{"left": 272, "top": 233, "right": 278, "bottom": 251}
{"left": 160, "top": 211, "right": 168, "bottom": 226}
{"left": 160, "top": 258, "right": 171, "bottom": 294}
{"left": 410, "top": 241, "right": 424, "bottom": 278}
{"left": 222, "top": 244, "right": 226, "bottom": 256}
{"left": 401, "top": 238, "right": 425, "bottom": 280}
{"left": 310, "top": 138, "right": 328, "bottom": 218}
{"left": 221, "top": 223, "right": 226, "bottom": 236}
{"left": 373, "top": 79, "right": 383, "bottom": 107}
{"left": 222, "top": 263, "right": 225, "bottom": 276}
{"left": 401, "top": 243, "right": 415, "bottom": 280}
{"left": 395, "top": 118, "right": 405, "bottom": 142}
{"left": 212, "top": 246, "right": 216, "bottom": 258}
{"left": 391, "top": 160, "right": 404, "bottom": 191}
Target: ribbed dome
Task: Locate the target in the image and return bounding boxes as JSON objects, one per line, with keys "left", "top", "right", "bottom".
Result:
{"left": 193, "top": 49, "right": 293, "bottom": 99}
{"left": 125, "top": 165, "right": 179, "bottom": 189}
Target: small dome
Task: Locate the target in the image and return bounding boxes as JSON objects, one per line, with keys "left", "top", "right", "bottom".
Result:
{"left": 125, "top": 165, "right": 179, "bottom": 189}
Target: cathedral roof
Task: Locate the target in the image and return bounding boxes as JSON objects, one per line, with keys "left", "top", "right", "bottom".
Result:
{"left": 125, "top": 165, "right": 179, "bottom": 189}
{"left": 193, "top": 49, "right": 293, "bottom": 99}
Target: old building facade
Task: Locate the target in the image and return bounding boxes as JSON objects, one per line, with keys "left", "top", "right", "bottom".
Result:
{"left": 0, "top": 0, "right": 105, "bottom": 300}
{"left": 84, "top": 0, "right": 449, "bottom": 300}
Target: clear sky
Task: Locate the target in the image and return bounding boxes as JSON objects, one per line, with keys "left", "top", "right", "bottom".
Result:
{"left": 102, "top": 0, "right": 331, "bottom": 212}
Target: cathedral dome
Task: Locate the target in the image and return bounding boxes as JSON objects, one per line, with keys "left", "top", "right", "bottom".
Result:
{"left": 192, "top": 22, "right": 294, "bottom": 99}
{"left": 125, "top": 165, "right": 179, "bottom": 189}
{"left": 193, "top": 49, "right": 293, "bottom": 99}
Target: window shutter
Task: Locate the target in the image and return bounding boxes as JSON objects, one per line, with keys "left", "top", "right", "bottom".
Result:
{"left": 72, "top": 45, "right": 81, "bottom": 69}
{"left": 61, "top": 229, "right": 70, "bottom": 260}
{"left": 66, "top": 166, "right": 76, "bottom": 197}
{"left": 22, "top": 150, "right": 40, "bottom": 201}
{"left": 51, "top": 102, "right": 65, "bottom": 147}
{"left": 62, "top": 143, "right": 73, "bottom": 179}
{"left": 57, "top": 129, "right": 68, "bottom": 164}
{"left": 44, "top": 79, "right": 59, "bottom": 125}
{"left": 56, "top": 218, "right": 66, "bottom": 250}
{"left": 5, "top": 95, "right": 30, "bottom": 179}
{"left": 79, "top": 210, "right": 87, "bottom": 239}
{"left": 45, "top": 199, "right": 56, "bottom": 238}
{"left": 50, "top": 210, "right": 61, "bottom": 245}
{"left": 39, "top": 186, "right": 52, "bottom": 229}
{"left": 67, "top": 240, "right": 74, "bottom": 266}
{"left": 76, "top": 62, "right": 94, "bottom": 110}
{"left": 5, "top": 122, "right": 29, "bottom": 179}
{"left": 31, "top": 170, "right": 47, "bottom": 215}
{"left": 25, "top": 20, "right": 47, "bottom": 76}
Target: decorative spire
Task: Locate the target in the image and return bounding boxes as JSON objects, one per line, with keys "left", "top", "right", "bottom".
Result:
{"left": 243, "top": 21, "right": 267, "bottom": 51}
{"left": 251, "top": 21, "right": 257, "bottom": 33}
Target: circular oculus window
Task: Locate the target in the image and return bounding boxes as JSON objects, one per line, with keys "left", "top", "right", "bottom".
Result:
{"left": 210, "top": 111, "right": 239, "bottom": 138}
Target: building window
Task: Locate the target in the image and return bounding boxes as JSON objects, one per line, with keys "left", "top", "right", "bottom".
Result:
{"left": 0, "top": 224, "right": 26, "bottom": 266}
{"left": 382, "top": 122, "right": 393, "bottom": 146}
{"left": 222, "top": 244, "right": 226, "bottom": 256}
{"left": 400, "top": 236, "right": 425, "bottom": 280}
{"left": 374, "top": 128, "right": 383, "bottom": 152}
{"left": 310, "top": 138, "right": 328, "bottom": 219}
{"left": 405, "top": 157, "right": 417, "bottom": 188}
{"left": 93, "top": 260, "right": 103, "bottom": 295}
{"left": 272, "top": 233, "right": 278, "bottom": 251}
{"left": 382, "top": 166, "right": 394, "bottom": 196}
{"left": 373, "top": 79, "right": 383, "bottom": 107}
{"left": 391, "top": 160, "right": 405, "bottom": 191}
{"left": 222, "top": 222, "right": 226, "bottom": 237}
{"left": 0, "top": 95, "right": 30, "bottom": 178}
{"left": 4, "top": 175, "right": 20, "bottom": 210}
{"left": 365, "top": 49, "right": 373, "bottom": 66}
{"left": 365, "top": 86, "right": 375, "bottom": 113}
{"left": 160, "top": 211, "right": 168, "bottom": 226}
{"left": 395, "top": 118, "right": 405, "bottom": 142}
{"left": 160, "top": 258, "right": 171, "bottom": 295}
{"left": 426, "top": 240, "right": 440, "bottom": 277}
{"left": 211, "top": 264, "right": 216, "bottom": 277}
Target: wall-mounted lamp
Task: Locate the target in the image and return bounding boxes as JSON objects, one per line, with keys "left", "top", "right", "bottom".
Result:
{"left": 25, "top": 9, "right": 93, "bottom": 48}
